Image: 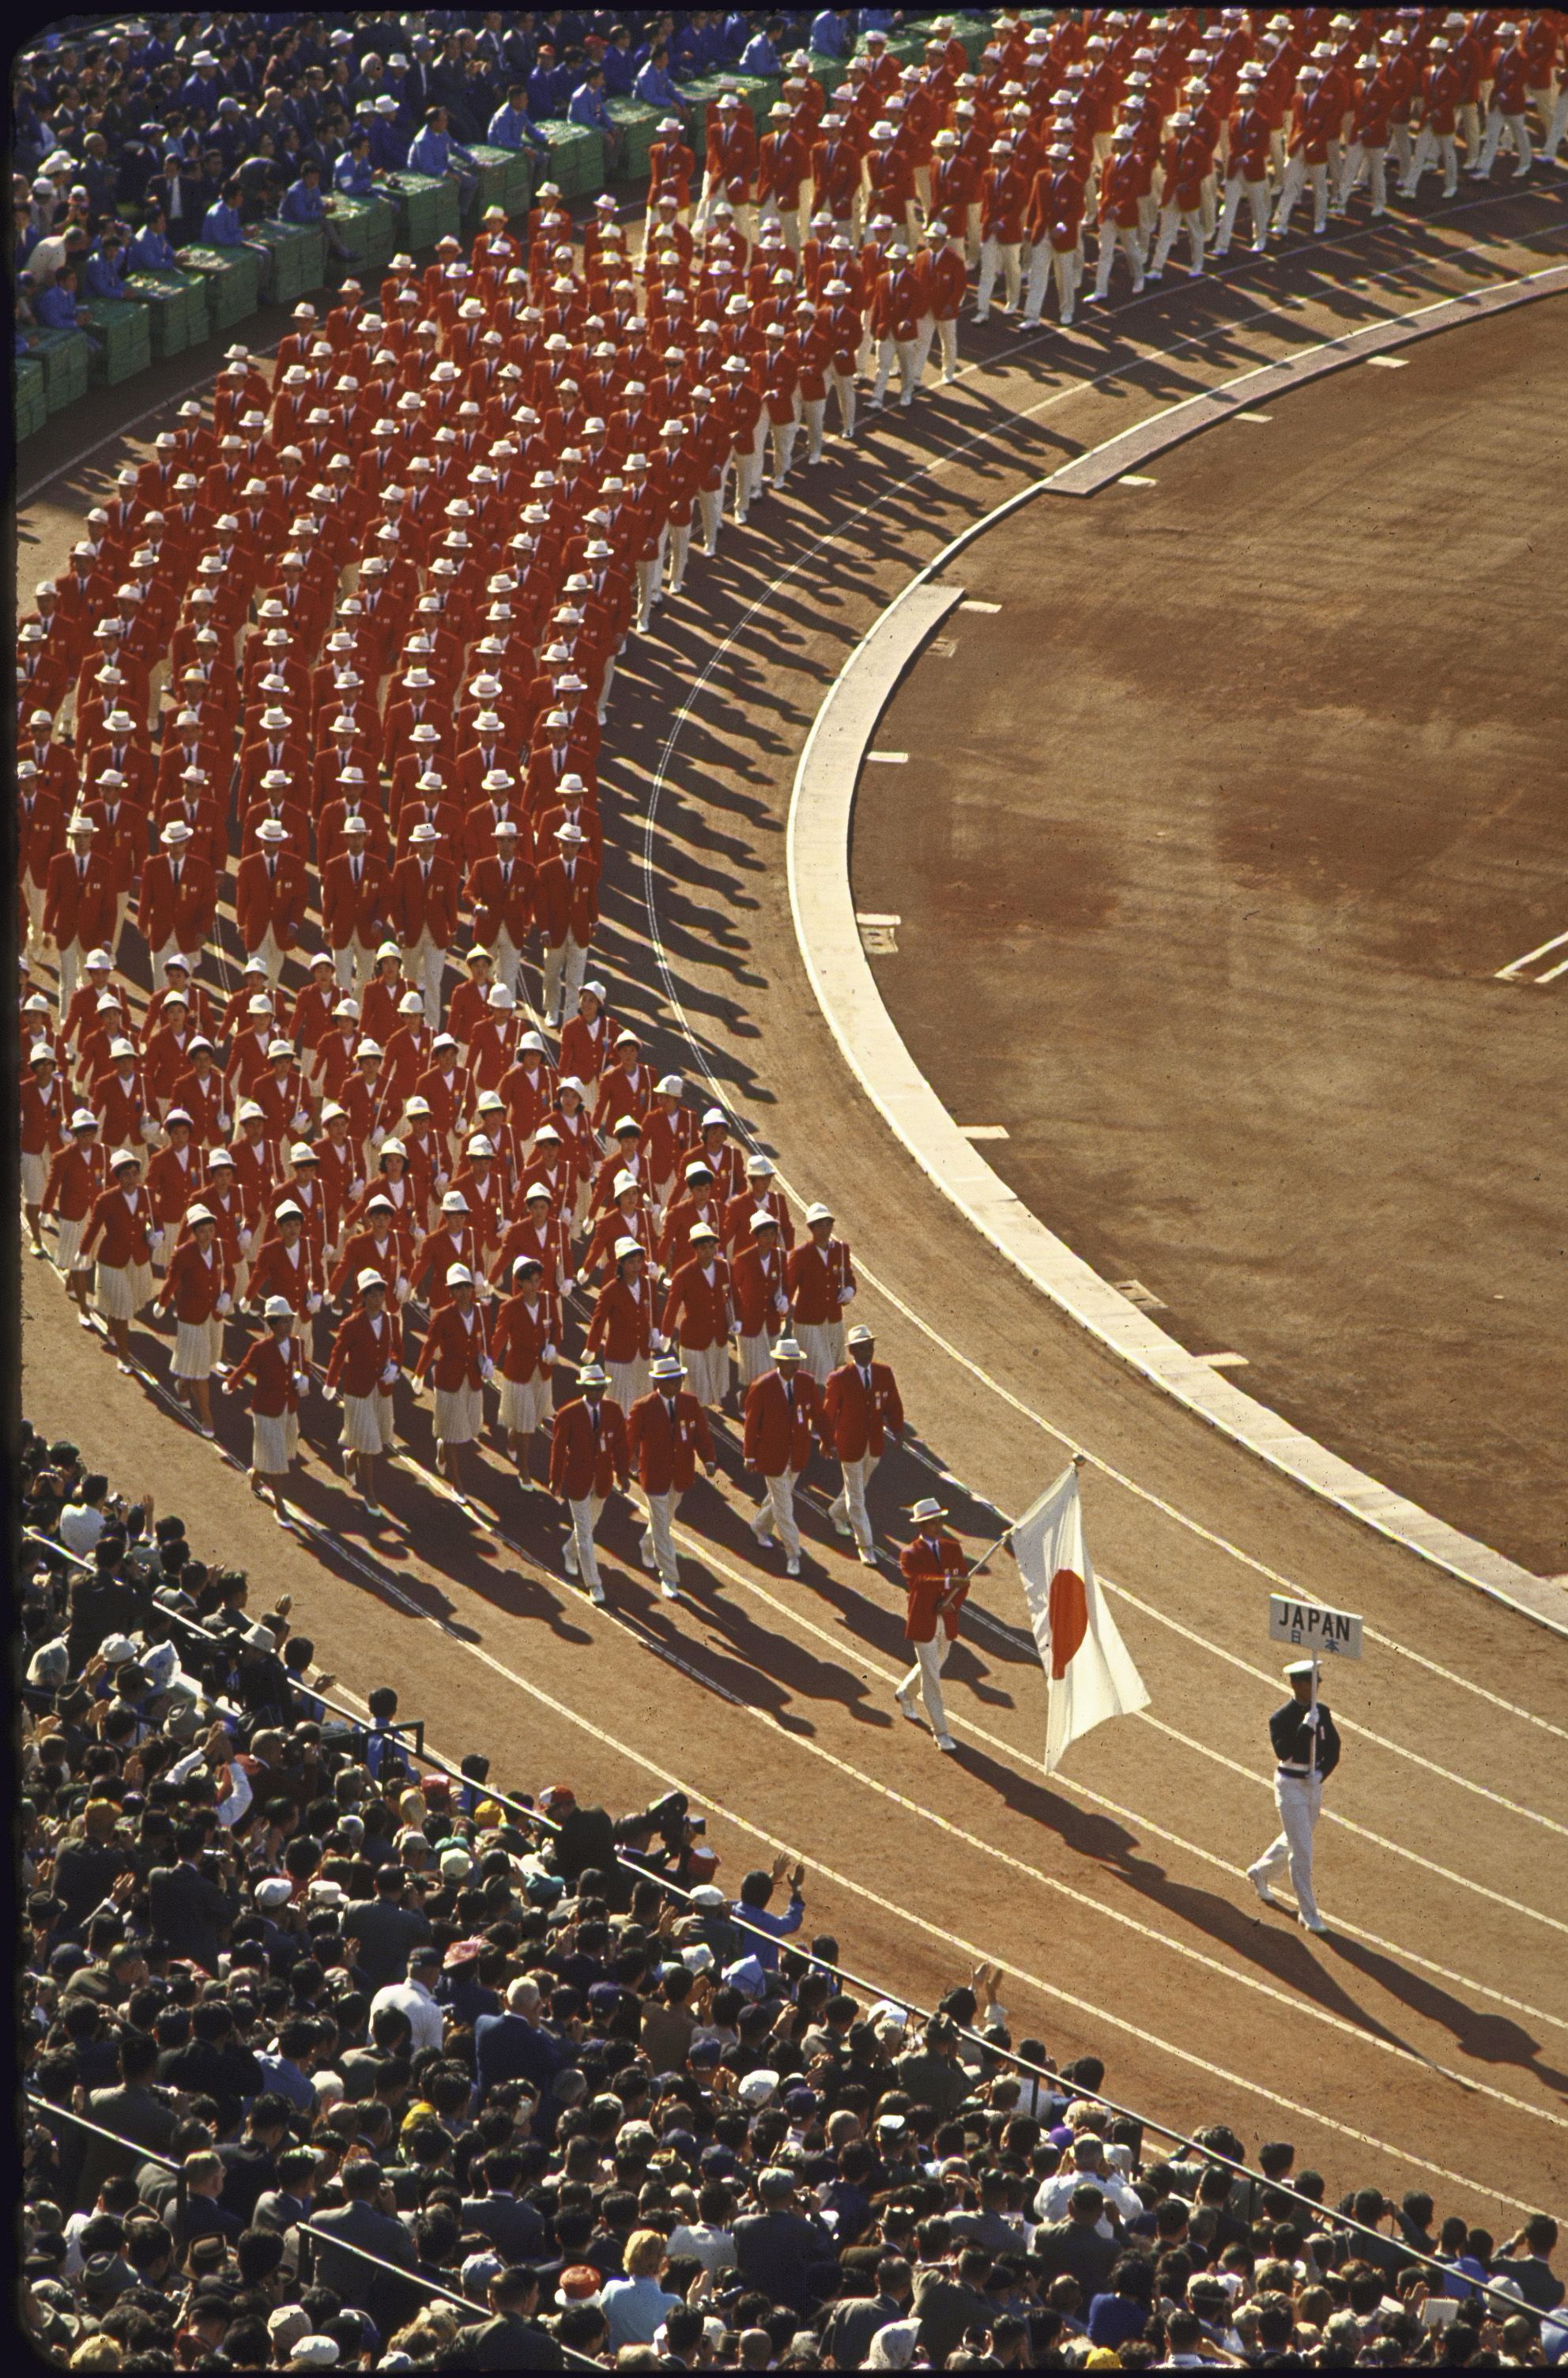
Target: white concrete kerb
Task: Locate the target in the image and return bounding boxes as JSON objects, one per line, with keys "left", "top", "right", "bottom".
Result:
{"left": 786, "top": 278, "right": 1568, "bottom": 1637}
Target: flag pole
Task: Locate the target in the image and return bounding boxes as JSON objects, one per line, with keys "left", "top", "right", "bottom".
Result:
{"left": 963, "top": 1455, "right": 1085, "bottom": 1580}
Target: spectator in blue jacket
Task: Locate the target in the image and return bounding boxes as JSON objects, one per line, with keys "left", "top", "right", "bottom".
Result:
{"left": 178, "top": 50, "right": 224, "bottom": 122}
{"left": 487, "top": 85, "right": 551, "bottom": 156}
{"left": 332, "top": 129, "right": 379, "bottom": 195}
{"left": 634, "top": 42, "right": 688, "bottom": 123}
{"left": 129, "top": 207, "right": 180, "bottom": 272}
{"left": 81, "top": 232, "right": 127, "bottom": 302}
{"left": 601, "top": 26, "right": 636, "bottom": 97}
{"left": 35, "top": 262, "right": 100, "bottom": 350}
{"left": 406, "top": 104, "right": 477, "bottom": 207}
{"left": 811, "top": 6, "right": 853, "bottom": 58}
{"left": 368, "top": 96, "right": 408, "bottom": 172}
{"left": 201, "top": 180, "right": 245, "bottom": 246}
{"left": 528, "top": 50, "right": 571, "bottom": 120}
{"left": 741, "top": 17, "right": 786, "bottom": 77}
{"left": 568, "top": 64, "right": 624, "bottom": 172}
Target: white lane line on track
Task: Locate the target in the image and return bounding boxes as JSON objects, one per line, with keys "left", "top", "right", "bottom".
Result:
{"left": 1496, "top": 928, "right": 1568, "bottom": 981}
{"left": 632, "top": 225, "right": 1568, "bottom": 1749}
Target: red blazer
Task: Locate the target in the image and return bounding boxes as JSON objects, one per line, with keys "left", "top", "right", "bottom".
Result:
{"left": 585, "top": 1272, "right": 656, "bottom": 1366}
{"left": 43, "top": 1142, "right": 108, "bottom": 1225}
{"left": 549, "top": 1393, "right": 630, "bottom": 1500}
{"left": 628, "top": 1389, "right": 715, "bottom": 1496}
{"left": 330, "top": 1223, "right": 408, "bottom": 1303}
{"left": 533, "top": 854, "right": 600, "bottom": 947}
{"left": 228, "top": 1330, "right": 303, "bottom": 1417}
{"left": 235, "top": 849, "right": 310, "bottom": 953}
{"left": 786, "top": 1236, "right": 856, "bottom": 1326}
{"left": 80, "top": 1182, "right": 154, "bottom": 1270}
{"left": 389, "top": 854, "right": 461, "bottom": 949}
{"left": 413, "top": 1297, "right": 490, "bottom": 1391}
{"left": 731, "top": 1243, "right": 790, "bottom": 1340}
{"left": 466, "top": 852, "right": 534, "bottom": 950}
{"left": 322, "top": 851, "right": 393, "bottom": 950}
{"left": 138, "top": 851, "right": 218, "bottom": 954}
{"left": 820, "top": 1358, "right": 905, "bottom": 1463}
{"left": 662, "top": 1254, "right": 733, "bottom": 1352}
{"left": 325, "top": 1304, "right": 405, "bottom": 1399}
{"left": 247, "top": 1231, "right": 322, "bottom": 1311}
{"left": 491, "top": 1289, "right": 556, "bottom": 1383}
{"left": 155, "top": 1235, "right": 233, "bottom": 1324}
{"left": 744, "top": 1367, "right": 822, "bottom": 1478}
{"left": 145, "top": 1140, "right": 203, "bottom": 1226}
{"left": 43, "top": 850, "right": 118, "bottom": 951}
{"left": 901, "top": 1528, "right": 969, "bottom": 1642}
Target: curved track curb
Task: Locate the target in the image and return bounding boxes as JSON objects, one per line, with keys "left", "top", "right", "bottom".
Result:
{"left": 787, "top": 279, "right": 1568, "bottom": 1637}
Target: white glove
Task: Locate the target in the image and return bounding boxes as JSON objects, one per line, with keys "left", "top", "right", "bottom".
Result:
{"left": 293, "top": 1370, "right": 308, "bottom": 1393}
{"left": 216, "top": 1293, "right": 232, "bottom": 1316}
{"left": 239, "top": 1228, "right": 253, "bottom": 1252}
{"left": 396, "top": 1276, "right": 410, "bottom": 1300}
{"left": 773, "top": 1292, "right": 789, "bottom": 1312}
{"left": 574, "top": 1270, "right": 589, "bottom": 1290}
{"left": 542, "top": 1342, "right": 557, "bottom": 1362}
{"left": 839, "top": 1284, "right": 855, "bottom": 1304}
{"left": 1301, "top": 1706, "right": 1319, "bottom": 1728}
{"left": 307, "top": 1292, "right": 322, "bottom": 1314}
{"left": 322, "top": 1383, "right": 338, "bottom": 1403}
{"left": 480, "top": 1357, "right": 495, "bottom": 1382}
{"left": 349, "top": 1176, "right": 365, "bottom": 1198}
{"left": 381, "top": 1362, "right": 400, "bottom": 1385}
{"left": 217, "top": 1110, "right": 231, "bottom": 1133}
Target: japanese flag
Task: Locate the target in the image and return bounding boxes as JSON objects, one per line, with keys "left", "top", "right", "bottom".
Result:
{"left": 1012, "top": 1463, "right": 1149, "bottom": 1773}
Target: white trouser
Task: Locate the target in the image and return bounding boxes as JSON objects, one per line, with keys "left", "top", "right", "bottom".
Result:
{"left": 665, "top": 519, "right": 692, "bottom": 593}
{"left": 737, "top": 1330, "right": 775, "bottom": 1388}
{"left": 24, "top": 878, "right": 45, "bottom": 953}
{"left": 1337, "top": 142, "right": 1388, "bottom": 212}
{"left": 831, "top": 366, "right": 857, "bottom": 439}
{"left": 1458, "top": 100, "right": 1483, "bottom": 157}
{"left": 1477, "top": 106, "right": 1532, "bottom": 173}
{"left": 1272, "top": 155, "right": 1327, "bottom": 234}
{"left": 607, "top": 1357, "right": 648, "bottom": 1416}
{"left": 796, "top": 1319, "right": 844, "bottom": 1387}
{"left": 975, "top": 236, "right": 1021, "bottom": 316}
{"left": 1093, "top": 220, "right": 1144, "bottom": 296}
{"left": 57, "top": 939, "right": 85, "bottom": 1009}
{"left": 1249, "top": 1770, "right": 1323, "bottom": 1927}
{"left": 1152, "top": 202, "right": 1207, "bottom": 273}
{"left": 401, "top": 932, "right": 446, "bottom": 1025}
{"left": 899, "top": 1634, "right": 949, "bottom": 1737}
{"left": 254, "top": 927, "right": 288, "bottom": 989}
{"left": 870, "top": 334, "right": 918, "bottom": 407}
{"left": 542, "top": 933, "right": 589, "bottom": 1025}
{"left": 1543, "top": 85, "right": 1568, "bottom": 163}
{"left": 767, "top": 414, "right": 800, "bottom": 483}
{"left": 489, "top": 929, "right": 523, "bottom": 997}
{"left": 801, "top": 393, "right": 827, "bottom": 461}
{"left": 752, "top": 1468, "right": 800, "bottom": 1557}
{"left": 333, "top": 942, "right": 372, "bottom": 991}
{"left": 1216, "top": 174, "right": 1269, "bottom": 254}
{"left": 681, "top": 1341, "right": 729, "bottom": 1406}
{"left": 639, "top": 1487, "right": 680, "bottom": 1587}
{"left": 698, "top": 481, "right": 725, "bottom": 553}
{"left": 1389, "top": 120, "right": 1413, "bottom": 174}
{"left": 829, "top": 1450, "right": 879, "bottom": 1553}
{"left": 760, "top": 194, "right": 802, "bottom": 251}
{"left": 1402, "top": 126, "right": 1459, "bottom": 194}
{"left": 635, "top": 552, "right": 662, "bottom": 629}
{"left": 563, "top": 1492, "right": 605, "bottom": 1588}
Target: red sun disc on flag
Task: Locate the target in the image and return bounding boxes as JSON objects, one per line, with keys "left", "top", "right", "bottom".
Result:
{"left": 1048, "top": 1568, "right": 1088, "bottom": 1679}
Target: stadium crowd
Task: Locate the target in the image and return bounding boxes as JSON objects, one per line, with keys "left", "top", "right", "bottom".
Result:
{"left": 19, "top": 1422, "right": 1568, "bottom": 2372}
{"left": 15, "top": 9, "right": 1568, "bottom": 2367}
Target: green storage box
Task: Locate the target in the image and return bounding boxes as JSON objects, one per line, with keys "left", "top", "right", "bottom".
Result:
{"left": 254, "top": 217, "right": 327, "bottom": 302}
{"left": 123, "top": 266, "right": 202, "bottom": 356}
{"left": 534, "top": 118, "right": 604, "bottom": 198}
{"left": 606, "top": 99, "right": 662, "bottom": 180}
{"left": 15, "top": 354, "right": 47, "bottom": 437}
{"left": 182, "top": 242, "right": 261, "bottom": 327}
{"left": 86, "top": 296, "right": 153, "bottom": 386}
{"left": 386, "top": 169, "right": 461, "bottom": 249}
{"left": 467, "top": 141, "right": 532, "bottom": 220}
{"left": 330, "top": 191, "right": 398, "bottom": 270}
{"left": 34, "top": 326, "right": 93, "bottom": 410}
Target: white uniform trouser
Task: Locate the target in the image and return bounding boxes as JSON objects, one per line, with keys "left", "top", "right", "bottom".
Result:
{"left": 151, "top": 936, "right": 202, "bottom": 984}
{"left": 486, "top": 929, "right": 522, "bottom": 998}
{"left": 870, "top": 335, "right": 918, "bottom": 407}
{"left": 333, "top": 941, "right": 374, "bottom": 991}
{"left": 607, "top": 1357, "right": 648, "bottom": 1416}
{"left": 1151, "top": 202, "right": 1207, "bottom": 273}
{"left": 1272, "top": 155, "right": 1327, "bottom": 234}
{"left": 57, "top": 938, "right": 86, "bottom": 1009}
{"left": 542, "top": 933, "right": 589, "bottom": 1024}
{"left": 254, "top": 927, "right": 288, "bottom": 989}
{"left": 831, "top": 366, "right": 857, "bottom": 440}
{"left": 1402, "top": 126, "right": 1459, "bottom": 194}
{"left": 734, "top": 427, "right": 767, "bottom": 519}
{"left": 767, "top": 413, "right": 800, "bottom": 483}
{"left": 401, "top": 933, "right": 445, "bottom": 1025}
{"left": 829, "top": 1450, "right": 879, "bottom": 1553}
{"left": 1023, "top": 242, "right": 1074, "bottom": 323}
{"left": 681, "top": 1341, "right": 729, "bottom": 1406}
{"left": 698, "top": 482, "right": 726, "bottom": 553}
{"left": 1337, "top": 141, "right": 1388, "bottom": 212}
{"left": 1477, "top": 105, "right": 1532, "bottom": 173}
{"left": 1249, "top": 1770, "right": 1323, "bottom": 1928}
{"left": 737, "top": 1330, "right": 775, "bottom": 1389}
{"left": 564, "top": 1492, "right": 605, "bottom": 1588}
{"left": 975, "top": 236, "right": 1021, "bottom": 316}
{"left": 796, "top": 1319, "right": 844, "bottom": 1387}
{"left": 639, "top": 1487, "right": 680, "bottom": 1587}
{"left": 635, "top": 553, "right": 662, "bottom": 631}
{"left": 1093, "top": 220, "right": 1144, "bottom": 296}
{"left": 1215, "top": 173, "right": 1269, "bottom": 253}
{"left": 899, "top": 1634, "right": 950, "bottom": 1737}
{"left": 665, "top": 519, "right": 692, "bottom": 594}
{"left": 1543, "top": 85, "right": 1568, "bottom": 163}
{"left": 752, "top": 1468, "right": 801, "bottom": 1557}
{"left": 801, "top": 394, "right": 827, "bottom": 461}
{"left": 24, "top": 878, "right": 45, "bottom": 955}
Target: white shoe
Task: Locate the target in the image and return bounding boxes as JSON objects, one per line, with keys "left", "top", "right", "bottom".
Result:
{"left": 1248, "top": 1871, "right": 1282, "bottom": 1911}
{"left": 831, "top": 1517, "right": 853, "bottom": 1537}
{"left": 786, "top": 1556, "right": 801, "bottom": 1576}
{"left": 856, "top": 1548, "right": 879, "bottom": 1568}
{"left": 752, "top": 1529, "right": 776, "bottom": 1550}
{"left": 1300, "top": 1912, "right": 1328, "bottom": 1934}
{"left": 895, "top": 1691, "right": 918, "bottom": 1723}
{"left": 935, "top": 1734, "right": 957, "bottom": 1753}
{"left": 640, "top": 1539, "right": 658, "bottom": 1572}
{"left": 660, "top": 1580, "right": 680, "bottom": 1600}
{"left": 564, "top": 1552, "right": 579, "bottom": 1577}
{"left": 589, "top": 1579, "right": 605, "bottom": 1605}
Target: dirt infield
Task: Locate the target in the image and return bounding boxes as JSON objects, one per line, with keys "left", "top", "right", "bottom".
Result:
{"left": 854, "top": 295, "right": 1568, "bottom": 1578}
{"left": 21, "top": 184, "right": 1568, "bottom": 2224}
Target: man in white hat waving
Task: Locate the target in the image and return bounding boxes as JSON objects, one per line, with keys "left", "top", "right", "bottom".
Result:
{"left": 1246, "top": 1660, "right": 1340, "bottom": 1934}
